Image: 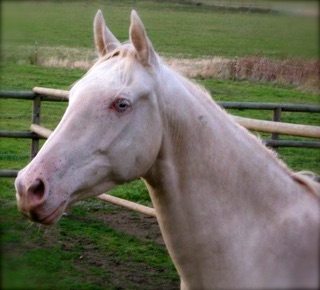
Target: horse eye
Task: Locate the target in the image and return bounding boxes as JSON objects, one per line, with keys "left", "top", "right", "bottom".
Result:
{"left": 110, "top": 98, "right": 131, "bottom": 113}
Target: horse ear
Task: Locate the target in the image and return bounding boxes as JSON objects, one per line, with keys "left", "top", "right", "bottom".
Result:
{"left": 94, "top": 10, "right": 120, "bottom": 57}
{"left": 130, "top": 10, "right": 157, "bottom": 66}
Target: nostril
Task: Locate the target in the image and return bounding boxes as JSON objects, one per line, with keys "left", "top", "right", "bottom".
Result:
{"left": 27, "top": 179, "right": 45, "bottom": 203}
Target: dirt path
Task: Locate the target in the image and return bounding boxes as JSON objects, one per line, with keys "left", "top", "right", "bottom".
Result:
{"left": 93, "top": 206, "right": 165, "bottom": 245}
{"left": 64, "top": 205, "right": 179, "bottom": 289}
{"left": 66, "top": 204, "right": 164, "bottom": 245}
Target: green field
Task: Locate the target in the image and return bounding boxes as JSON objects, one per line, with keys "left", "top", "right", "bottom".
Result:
{"left": 1, "top": 1, "right": 319, "bottom": 289}
{"left": 2, "top": 0, "right": 319, "bottom": 60}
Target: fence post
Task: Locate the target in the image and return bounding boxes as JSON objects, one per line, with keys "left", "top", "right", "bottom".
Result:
{"left": 31, "top": 94, "right": 41, "bottom": 159}
{"left": 271, "top": 107, "right": 282, "bottom": 149}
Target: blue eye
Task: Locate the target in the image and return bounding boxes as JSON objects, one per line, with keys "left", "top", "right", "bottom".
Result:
{"left": 110, "top": 98, "right": 131, "bottom": 113}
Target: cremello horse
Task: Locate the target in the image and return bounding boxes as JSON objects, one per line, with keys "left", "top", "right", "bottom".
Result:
{"left": 15, "top": 10, "right": 319, "bottom": 289}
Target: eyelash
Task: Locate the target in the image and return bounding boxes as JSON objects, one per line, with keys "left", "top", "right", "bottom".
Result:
{"left": 110, "top": 98, "right": 131, "bottom": 113}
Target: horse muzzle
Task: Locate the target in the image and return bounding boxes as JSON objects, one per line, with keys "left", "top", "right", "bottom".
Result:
{"left": 15, "top": 174, "right": 66, "bottom": 225}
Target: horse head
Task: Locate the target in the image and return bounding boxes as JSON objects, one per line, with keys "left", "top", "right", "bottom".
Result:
{"left": 15, "top": 10, "right": 163, "bottom": 225}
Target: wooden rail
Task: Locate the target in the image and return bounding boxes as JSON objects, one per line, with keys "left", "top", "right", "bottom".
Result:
{"left": 30, "top": 124, "right": 52, "bottom": 139}
{"left": 2, "top": 88, "right": 319, "bottom": 217}
{"left": 1, "top": 88, "right": 320, "bottom": 179}
{"left": 232, "top": 116, "right": 320, "bottom": 138}
{"left": 219, "top": 101, "right": 320, "bottom": 113}
{"left": 97, "top": 194, "right": 156, "bottom": 217}
{"left": 33, "top": 87, "right": 69, "bottom": 100}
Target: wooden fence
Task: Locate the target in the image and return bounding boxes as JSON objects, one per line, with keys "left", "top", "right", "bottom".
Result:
{"left": 1, "top": 87, "right": 320, "bottom": 179}
{"left": 1, "top": 87, "right": 319, "bottom": 217}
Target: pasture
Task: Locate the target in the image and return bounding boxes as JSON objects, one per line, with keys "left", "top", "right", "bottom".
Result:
{"left": 1, "top": 1, "right": 319, "bottom": 289}
{"left": 2, "top": 0, "right": 319, "bottom": 61}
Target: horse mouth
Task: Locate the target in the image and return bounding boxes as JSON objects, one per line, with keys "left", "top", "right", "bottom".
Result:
{"left": 38, "top": 201, "right": 67, "bottom": 225}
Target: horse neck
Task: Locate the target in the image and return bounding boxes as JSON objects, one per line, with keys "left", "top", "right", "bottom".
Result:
{"left": 144, "top": 65, "right": 319, "bottom": 288}
{"left": 146, "top": 66, "right": 299, "bottom": 215}
{"left": 144, "top": 66, "right": 319, "bottom": 280}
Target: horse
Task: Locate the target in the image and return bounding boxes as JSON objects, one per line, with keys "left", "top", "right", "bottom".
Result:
{"left": 15, "top": 10, "right": 320, "bottom": 289}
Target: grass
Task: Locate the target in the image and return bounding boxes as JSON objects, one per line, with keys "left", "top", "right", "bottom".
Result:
{"left": 1, "top": 64, "right": 319, "bottom": 179}
{"left": 1, "top": 178, "right": 178, "bottom": 289}
{"left": 2, "top": 0, "right": 319, "bottom": 61}
{"left": 1, "top": 1, "right": 319, "bottom": 289}
{"left": 2, "top": 72, "right": 319, "bottom": 289}
{"left": 199, "top": 78, "right": 320, "bottom": 174}
{"left": 191, "top": 57, "right": 320, "bottom": 93}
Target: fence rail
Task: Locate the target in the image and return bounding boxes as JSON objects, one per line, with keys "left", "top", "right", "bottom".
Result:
{"left": 219, "top": 101, "right": 320, "bottom": 113}
{"left": 1, "top": 88, "right": 320, "bottom": 178}
{"left": 0, "top": 90, "right": 68, "bottom": 102}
